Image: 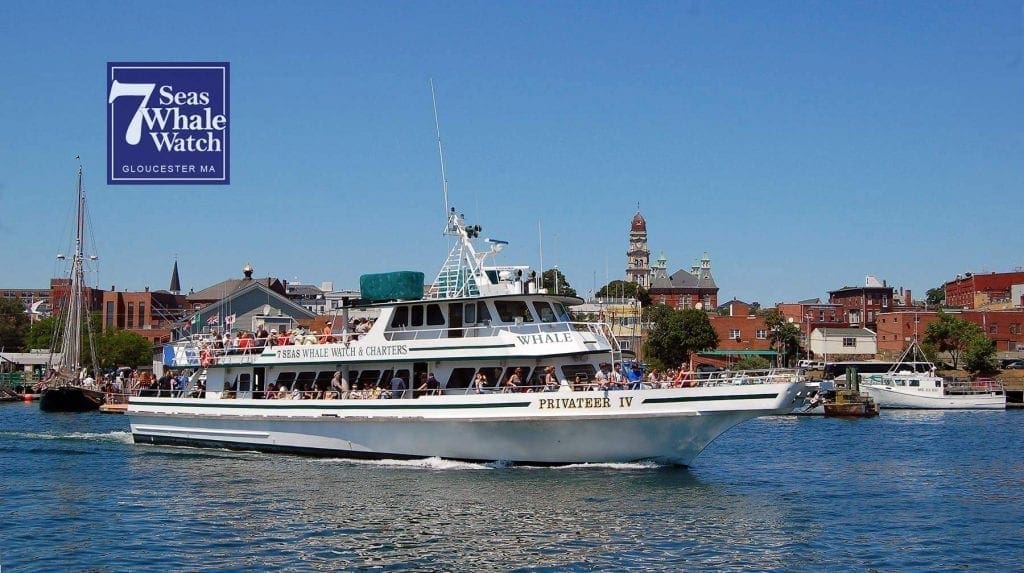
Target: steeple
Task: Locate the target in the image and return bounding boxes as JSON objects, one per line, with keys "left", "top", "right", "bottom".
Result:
{"left": 169, "top": 259, "right": 181, "bottom": 294}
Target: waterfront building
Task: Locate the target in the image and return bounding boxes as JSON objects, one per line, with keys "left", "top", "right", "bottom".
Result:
{"left": 828, "top": 276, "right": 896, "bottom": 332}
{"left": 101, "top": 287, "right": 186, "bottom": 346}
{"left": 944, "top": 270, "right": 1024, "bottom": 309}
{"left": 649, "top": 252, "right": 718, "bottom": 311}
{"left": 809, "top": 327, "right": 877, "bottom": 359}
{"left": 877, "top": 309, "right": 1024, "bottom": 355}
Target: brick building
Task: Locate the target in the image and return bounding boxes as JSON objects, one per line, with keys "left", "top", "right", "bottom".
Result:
{"left": 649, "top": 253, "right": 719, "bottom": 311}
{"left": 828, "top": 276, "right": 897, "bottom": 331}
{"left": 944, "top": 271, "right": 1024, "bottom": 309}
{"left": 877, "top": 309, "right": 1024, "bottom": 354}
{"left": 101, "top": 288, "right": 187, "bottom": 346}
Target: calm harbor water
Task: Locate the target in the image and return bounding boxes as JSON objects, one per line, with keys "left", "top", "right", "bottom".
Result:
{"left": 1, "top": 403, "right": 1022, "bottom": 572}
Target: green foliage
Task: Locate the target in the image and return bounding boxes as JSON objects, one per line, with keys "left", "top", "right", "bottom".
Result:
{"left": 642, "top": 305, "right": 718, "bottom": 369}
{"left": 596, "top": 280, "right": 650, "bottom": 306}
{"left": 542, "top": 268, "right": 577, "bottom": 298}
{"left": 26, "top": 316, "right": 58, "bottom": 350}
{"left": 733, "top": 356, "right": 771, "bottom": 370}
{"left": 923, "top": 311, "right": 986, "bottom": 370}
{"left": 0, "top": 298, "right": 30, "bottom": 352}
{"left": 925, "top": 287, "right": 946, "bottom": 308}
{"left": 962, "top": 336, "right": 998, "bottom": 376}
{"left": 760, "top": 308, "right": 801, "bottom": 366}
{"left": 96, "top": 329, "right": 152, "bottom": 369}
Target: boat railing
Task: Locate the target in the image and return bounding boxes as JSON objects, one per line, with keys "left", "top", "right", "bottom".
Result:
{"left": 382, "top": 320, "right": 614, "bottom": 344}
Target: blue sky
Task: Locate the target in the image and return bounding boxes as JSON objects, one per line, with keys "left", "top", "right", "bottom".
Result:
{"left": 2, "top": 2, "right": 1021, "bottom": 305}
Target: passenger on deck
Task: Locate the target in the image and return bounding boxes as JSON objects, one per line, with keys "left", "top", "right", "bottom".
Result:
{"left": 320, "top": 322, "right": 334, "bottom": 344}
{"left": 390, "top": 375, "right": 406, "bottom": 399}
{"left": 473, "top": 371, "right": 488, "bottom": 394}
{"left": 610, "top": 362, "right": 624, "bottom": 389}
{"left": 674, "top": 364, "right": 695, "bottom": 388}
{"left": 595, "top": 363, "right": 611, "bottom": 389}
{"left": 332, "top": 370, "right": 350, "bottom": 399}
{"left": 504, "top": 368, "right": 522, "bottom": 393}
{"left": 543, "top": 366, "right": 558, "bottom": 392}
{"left": 426, "top": 373, "right": 440, "bottom": 395}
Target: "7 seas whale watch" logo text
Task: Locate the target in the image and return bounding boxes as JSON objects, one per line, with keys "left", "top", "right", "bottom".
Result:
{"left": 107, "top": 62, "right": 230, "bottom": 185}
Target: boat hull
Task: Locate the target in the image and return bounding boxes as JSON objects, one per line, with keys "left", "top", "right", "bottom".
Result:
{"left": 862, "top": 385, "right": 1005, "bottom": 410}
{"left": 128, "top": 384, "right": 804, "bottom": 465}
{"left": 39, "top": 386, "right": 104, "bottom": 412}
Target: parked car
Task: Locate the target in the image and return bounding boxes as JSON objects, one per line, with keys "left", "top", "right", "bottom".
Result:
{"left": 1003, "top": 360, "right": 1024, "bottom": 370}
{"left": 798, "top": 360, "right": 825, "bottom": 370}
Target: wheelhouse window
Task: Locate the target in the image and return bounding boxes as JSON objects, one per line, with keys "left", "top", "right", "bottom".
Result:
{"left": 533, "top": 301, "right": 556, "bottom": 322}
{"left": 477, "top": 301, "right": 492, "bottom": 323}
{"left": 426, "top": 304, "right": 445, "bottom": 326}
{"left": 464, "top": 302, "right": 477, "bottom": 324}
{"left": 391, "top": 306, "right": 409, "bottom": 327}
{"left": 494, "top": 300, "right": 534, "bottom": 323}
{"left": 356, "top": 370, "right": 381, "bottom": 389}
{"left": 411, "top": 305, "right": 424, "bottom": 326}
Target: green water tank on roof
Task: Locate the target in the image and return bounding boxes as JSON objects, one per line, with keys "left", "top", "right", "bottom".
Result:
{"left": 359, "top": 271, "right": 425, "bottom": 302}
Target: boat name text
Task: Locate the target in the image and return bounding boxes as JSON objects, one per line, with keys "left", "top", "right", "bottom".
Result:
{"left": 516, "top": 332, "right": 574, "bottom": 345}
{"left": 277, "top": 344, "right": 409, "bottom": 360}
{"left": 537, "top": 396, "right": 634, "bottom": 410}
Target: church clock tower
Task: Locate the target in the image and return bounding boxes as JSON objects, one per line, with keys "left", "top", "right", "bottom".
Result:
{"left": 626, "top": 211, "right": 651, "bottom": 287}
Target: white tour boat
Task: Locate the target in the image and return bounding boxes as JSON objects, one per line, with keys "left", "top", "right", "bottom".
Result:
{"left": 860, "top": 342, "right": 1005, "bottom": 410}
{"left": 128, "top": 209, "right": 805, "bottom": 465}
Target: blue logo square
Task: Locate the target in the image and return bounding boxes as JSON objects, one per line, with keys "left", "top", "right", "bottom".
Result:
{"left": 107, "top": 62, "right": 230, "bottom": 185}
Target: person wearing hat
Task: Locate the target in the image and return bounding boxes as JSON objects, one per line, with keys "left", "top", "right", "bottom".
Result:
{"left": 320, "top": 321, "right": 334, "bottom": 344}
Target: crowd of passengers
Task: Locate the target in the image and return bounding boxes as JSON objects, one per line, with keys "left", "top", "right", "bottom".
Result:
{"left": 198, "top": 319, "right": 375, "bottom": 361}
{"left": 222, "top": 360, "right": 713, "bottom": 400}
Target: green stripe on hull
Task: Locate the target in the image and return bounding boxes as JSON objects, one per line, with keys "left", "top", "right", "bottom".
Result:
{"left": 130, "top": 400, "right": 532, "bottom": 410}
{"left": 643, "top": 393, "right": 779, "bottom": 404}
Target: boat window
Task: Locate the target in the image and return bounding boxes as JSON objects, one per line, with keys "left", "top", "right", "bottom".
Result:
{"left": 357, "top": 370, "right": 381, "bottom": 389}
{"left": 533, "top": 301, "right": 556, "bottom": 322}
{"left": 503, "top": 366, "right": 532, "bottom": 388}
{"left": 426, "top": 304, "right": 445, "bottom": 325}
{"left": 411, "top": 305, "right": 424, "bottom": 327}
{"left": 553, "top": 303, "right": 568, "bottom": 321}
{"left": 560, "top": 364, "right": 597, "bottom": 383}
{"left": 909, "top": 380, "right": 919, "bottom": 387}
{"left": 446, "top": 367, "right": 476, "bottom": 389}
{"left": 934, "top": 380, "right": 942, "bottom": 388}
{"left": 391, "top": 306, "right": 409, "bottom": 328}
{"left": 274, "top": 371, "right": 296, "bottom": 390}
{"left": 315, "top": 371, "right": 334, "bottom": 389}
{"left": 477, "top": 301, "right": 492, "bottom": 323}
{"left": 236, "top": 373, "right": 251, "bottom": 393}
{"left": 494, "top": 300, "right": 534, "bottom": 323}
{"left": 296, "top": 371, "right": 317, "bottom": 391}
{"left": 395, "top": 369, "right": 410, "bottom": 384}
{"left": 464, "top": 302, "right": 477, "bottom": 325}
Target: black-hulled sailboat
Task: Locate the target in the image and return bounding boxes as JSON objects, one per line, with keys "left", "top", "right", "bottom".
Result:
{"left": 39, "top": 164, "right": 104, "bottom": 413}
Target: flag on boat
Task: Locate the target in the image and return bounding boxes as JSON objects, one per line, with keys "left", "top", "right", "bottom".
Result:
{"left": 206, "top": 314, "right": 219, "bottom": 325}
{"left": 187, "top": 312, "right": 199, "bottom": 328}
{"left": 225, "top": 314, "right": 236, "bottom": 325}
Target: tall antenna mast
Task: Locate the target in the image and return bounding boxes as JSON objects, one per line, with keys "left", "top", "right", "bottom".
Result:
{"left": 430, "top": 78, "right": 450, "bottom": 220}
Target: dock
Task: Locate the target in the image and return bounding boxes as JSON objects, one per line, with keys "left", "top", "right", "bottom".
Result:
{"left": 99, "top": 403, "right": 128, "bottom": 414}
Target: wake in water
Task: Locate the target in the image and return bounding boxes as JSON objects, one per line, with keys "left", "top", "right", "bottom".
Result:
{"left": 316, "top": 456, "right": 672, "bottom": 471}
{"left": 0, "top": 430, "right": 134, "bottom": 444}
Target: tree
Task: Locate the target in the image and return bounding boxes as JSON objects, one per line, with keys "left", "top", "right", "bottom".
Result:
{"left": 962, "top": 335, "right": 998, "bottom": 376}
{"left": 0, "top": 298, "right": 30, "bottom": 352}
{"left": 96, "top": 329, "right": 152, "bottom": 369}
{"left": 541, "top": 268, "right": 577, "bottom": 298}
{"left": 26, "top": 316, "right": 58, "bottom": 350}
{"left": 596, "top": 280, "right": 650, "bottom": 306}
{"left": 733, "top": 356, "right": 771, "bottom": 370}
{"left": 923, "top": 311, "right": 985, "bottom": 370}
{"left": 642, "top": 305, "right": 718, "bottom": 370}
{"left": 925, "top": 287, "right": 946, "bottom": 308}
{"left": 761, "top": 309, "right": 801, "bottom": 367}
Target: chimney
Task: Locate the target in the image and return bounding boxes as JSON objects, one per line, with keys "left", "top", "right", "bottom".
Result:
{"left": 145, "top": 286, "right": 149, "bottom": 292}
